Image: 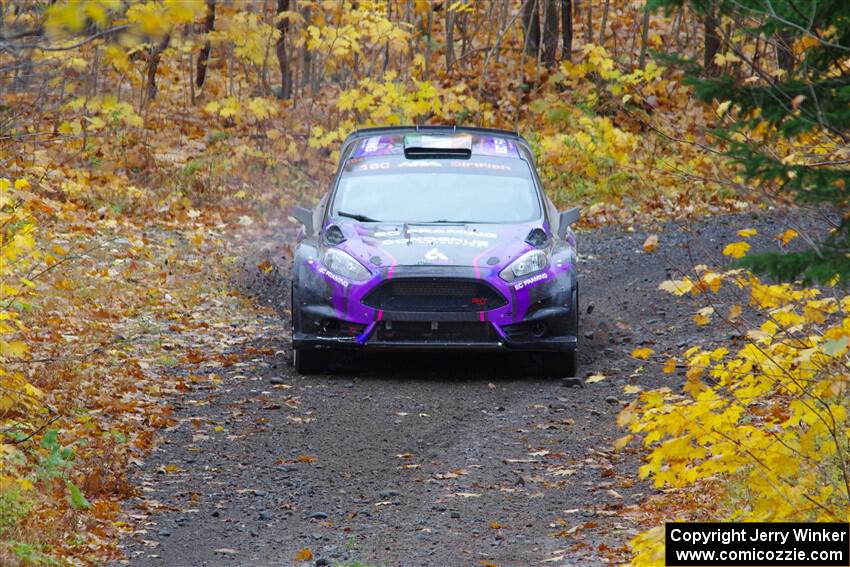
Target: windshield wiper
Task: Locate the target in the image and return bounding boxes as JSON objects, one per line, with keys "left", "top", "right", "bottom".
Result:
{"left": 336, "top": 211, "right": 381, "bottom": 222}
{"left": 429, "top": 219, "right": 476, "bottom": 224}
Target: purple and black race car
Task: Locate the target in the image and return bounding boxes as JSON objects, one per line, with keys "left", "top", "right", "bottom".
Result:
{"left": 290, "top": 126, "right": 580, "bottom": 376}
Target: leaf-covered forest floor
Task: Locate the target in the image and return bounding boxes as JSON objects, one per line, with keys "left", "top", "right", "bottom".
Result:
{"left": 109, "top": 210, "right": 819, "bottom": 567}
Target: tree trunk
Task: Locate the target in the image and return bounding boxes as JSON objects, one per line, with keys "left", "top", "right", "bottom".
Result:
{"left": 703, "top": 2, "right": 721, "bottom": 75}
{"left": 146, "top": 33, "right": 170, "bottom": 103}
{"left": 638, "top": 2, "right": 651, "bottom": 68}
{"left": 522, "top": 0, "right": 541, "bottom": 58}
{"left": 597, "top": 0, "right": 609, "bottom": 44}
{"left": 424, "top": 6, "right": 433, "bottom": 79}
{"left": 195, "top": 0, "right": 215, "bottom": 88}
{"left": 775, "top": 30, "right": 795, "bottom": 74}
{"left": 584, "top": 0, "right": 592, "bottom": 43}
{"left": 276, "top": 0, "right": 292, "bottom": 99}
{"left": 560, "top": 0, "right": 572, "bottom": 62}
{"left": 445, "top": 6, "right": 455, "bottom": 72}
{"left": 542, "top": 0, "right": 559, "bottom": 68}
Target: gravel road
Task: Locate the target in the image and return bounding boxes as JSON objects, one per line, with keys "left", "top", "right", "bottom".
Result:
{"left": 117, "top": 212, "right": 812, "bottom": 567}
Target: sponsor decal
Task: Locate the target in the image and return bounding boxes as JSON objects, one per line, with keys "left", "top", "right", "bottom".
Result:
{"left": 513, "top": 272, "right": 549, "bottom": 290}
{"left": 318, "top": 266, "right": 350, "bottom": 288}
{"left": 449, "top": 161, "right": 512, "bottom": 171}
{"left": 424, "top": 247, "right": 449, "bottom": 262}
{"left": 381, "top": 236, "right": 489, "bottom": 248}
{"left": 374, "top": 227, "right": 497, "bottom": 239}
{"left": 477, "top": 136, "right": 519, "bottom": 158}
{"left": 355, "top": 161, "right": 390, "bottom": 171}
{"left": 398, "top": 160, "right": 443, "bottom": 168}
{"left": 352, "top": 136, "right": 395, "bottom": 158}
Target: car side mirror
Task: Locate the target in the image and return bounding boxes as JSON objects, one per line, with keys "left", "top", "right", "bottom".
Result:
{"left": 292, "top": 205, "right": 314, "bottom": 235}
{"left": 558, "top": 207, "right": 580, "bottom": 239}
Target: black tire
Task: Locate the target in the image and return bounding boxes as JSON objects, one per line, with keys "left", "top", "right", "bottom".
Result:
{"left": 293, "top": 347, "right": 326, "bottom": 374}
{"left": 542, "top": 350, "right": 577, "bottom": 377}
{"left": 542, "top": 284, "right": 580, "bottom": 377}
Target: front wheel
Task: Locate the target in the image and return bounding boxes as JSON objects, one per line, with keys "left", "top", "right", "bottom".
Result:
{"left": 292, "top": 347, "right": 326, "bottom": 374}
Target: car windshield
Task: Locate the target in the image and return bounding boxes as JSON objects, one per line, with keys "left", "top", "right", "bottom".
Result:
{"left": 331, "top": 157, "right": 540, "bottom": 224}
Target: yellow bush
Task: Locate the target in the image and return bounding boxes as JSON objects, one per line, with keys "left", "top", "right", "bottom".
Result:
{"left": 623, "top": 260, "right": 850, "bottom": 564}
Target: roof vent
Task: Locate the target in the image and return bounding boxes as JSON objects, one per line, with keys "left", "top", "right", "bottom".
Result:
{"left": 403, "top": 133, "right": 472, "bottom": 159}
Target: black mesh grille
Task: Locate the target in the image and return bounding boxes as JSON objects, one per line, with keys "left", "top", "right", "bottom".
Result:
{"left": 375, "top": 322, "right": 497, "bottom": 342}
{"left": 363, "top": 278, "right": 507, "bottom": 312}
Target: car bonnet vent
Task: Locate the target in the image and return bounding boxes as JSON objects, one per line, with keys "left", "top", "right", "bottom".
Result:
{"left": 324, "top": 224, "right": 346, "bottom": 245}
{"left": 525, "top": 228, "right": 548, "bottom": 248}
{"left": 403, "top": 133, "right": 472, "bottom": 159}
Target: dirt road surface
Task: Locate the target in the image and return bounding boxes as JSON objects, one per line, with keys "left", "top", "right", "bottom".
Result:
{"left": 116, "top": 213, "right": 801, "bottom": 567}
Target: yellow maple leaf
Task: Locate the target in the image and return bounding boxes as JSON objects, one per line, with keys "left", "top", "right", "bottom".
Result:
{"left": 737, "top": 228, "right": 757, "bottom": 237}
{"left": 632, "top": 348, "right": 654, "bottom": 360}
{"left": 722, "top": 241, "right": 750, "bottom": 259}
{"left": 662, "top": 358, "right": 677, "bottom": 374}
{"left": 642, "top": 234, "right": 659, "bottom": 253}
{"left": 693, "top": 306, "right": 714, "bottom": 326}
{"left": 727, "top": 304, "right": 742, "bottom": 320}
{"left": 776, "top": 228, "right": 798, "bottom": 246}
{"left": 658, "top": 277, "right": 695, "bottom": 296}
{"left": 294, "top": 548, "right": 313, "bottom": 562}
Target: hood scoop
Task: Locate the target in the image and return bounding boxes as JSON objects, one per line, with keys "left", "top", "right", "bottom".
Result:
{"left": 324, "top": 224, "right": 346, "bottom": 246}
{"left": 525, "top": 228, "right": 548, "bottom": 248}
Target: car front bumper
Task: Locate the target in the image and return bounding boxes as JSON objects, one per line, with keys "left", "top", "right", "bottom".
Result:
{"left": 292, "top": 264, "right": 578, "bottom": 353}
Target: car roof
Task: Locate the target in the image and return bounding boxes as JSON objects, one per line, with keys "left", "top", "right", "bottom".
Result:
{"left": 340, "top": 126, "right": 535, "bottom": 163}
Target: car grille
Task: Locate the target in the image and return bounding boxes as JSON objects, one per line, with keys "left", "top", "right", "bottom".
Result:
{"left": 374, "top": 321, "right": 498, "bottom": 342}
{"left": 362, "top": 278, "right": 507, "bottom": 312}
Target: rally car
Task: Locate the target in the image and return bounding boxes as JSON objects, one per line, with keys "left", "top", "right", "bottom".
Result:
{"left": 290, "top": 126, "right": 580, "bottom": 376}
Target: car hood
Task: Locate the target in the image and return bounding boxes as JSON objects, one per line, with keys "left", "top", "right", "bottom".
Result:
{"left": 331, "top": 220, "right": 543, "bottom": 272}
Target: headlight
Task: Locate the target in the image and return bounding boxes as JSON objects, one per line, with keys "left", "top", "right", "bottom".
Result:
{"left": 321, "top": 247, "right": 371, "bottom": 281}
{"left": 499, "top": 250, "right": 548, "bottom": 281}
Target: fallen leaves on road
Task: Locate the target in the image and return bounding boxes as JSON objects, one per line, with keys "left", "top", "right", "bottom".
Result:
{"left": 631, "top": 348, "right": 654, "bottom": 360}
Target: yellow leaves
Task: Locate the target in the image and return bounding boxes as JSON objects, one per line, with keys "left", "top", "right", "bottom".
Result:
{"left": 585, "top": 373, "right": 606, "bottom": 384}
{"left": 737, "top": 228, "right": 757, "bottom": 237}
{"left": 59, "top": 120, "right": 83, "bottom": 136}
{"left": 105, "top": 44, "right": 133, "bottom": 75}
{"left": 613, "top": 434, "right": 633, "bottom": 451}
{"left": 631, "top": 260, "right": 850, "bottom": 539}
{"left": 693, "top": 306, "right": 714, "bottom": 326}
{"left": 0, "top": 372, "right": 42, "bottom": 414}
{"left": 642, "top": 234, "right": 659, "bottom": 253}
{"left": 662, "top": 358, "right": 678, "bottom": 374}
{"left": 205, "top": 97, "right": 278, "bottom": 123}
{"left": 658, "top": 277, "right": 694, "bottom": 296}
{"left": 294, "top": 548, "right": 313, "bottom": 562}
{"left": 127, "top": 0, "right": 205, "bottom": 39}
{"left": 714, "top": 51, "right": 741, "bottom": 65}
{"left": 776, "top": 228, "right": 798, "bottom": 246}
{"left": 631, "top": 348, "right": 654, "bottom": 360}
{"left": 211, "top": 11, "right": 281, "bottom": 66}
{"left": 45, "top": 3, "right": 89, "bottom": 37}
{"left": 728, "top": 304, "right": 742, "bottom": 321}
{"left": 722, "top": 241, "right": 750, "bottom": 259}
